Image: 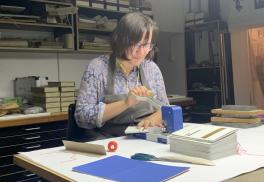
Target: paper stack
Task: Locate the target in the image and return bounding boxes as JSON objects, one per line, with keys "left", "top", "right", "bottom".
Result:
{"left": 31, "top": 86, "right": 60, "bottom": 113}
{"left": 48, "top": 82, "right": 75, "bottom": 112}
{"left": 211, "top": 105, "right": 264, "bottom": 128}
{"left": 125, "top": 126, "right": 169, "bottom": 144}
{"left": 169, "top": 123, "right": 238, "bottom": 160}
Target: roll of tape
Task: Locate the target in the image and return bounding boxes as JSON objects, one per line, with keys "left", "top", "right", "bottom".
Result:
{"left": 107, "top": 141, "right": 118, "bottom": 152}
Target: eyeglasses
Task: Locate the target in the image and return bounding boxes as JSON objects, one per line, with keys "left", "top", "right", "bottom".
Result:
{"left": 133, "top": 42, "right": 155, "bottom": 50}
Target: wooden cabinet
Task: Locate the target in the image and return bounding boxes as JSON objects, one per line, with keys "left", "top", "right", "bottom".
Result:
{"left": 0, "top": 114, "right": 67, "bottom": 182}
{"left": 185, "top": 21, "right": 235, "bottom": 122}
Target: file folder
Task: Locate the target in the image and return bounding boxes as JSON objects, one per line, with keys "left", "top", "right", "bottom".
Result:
{"left": 73, "top": 155, "right": 189, "bottom": 182}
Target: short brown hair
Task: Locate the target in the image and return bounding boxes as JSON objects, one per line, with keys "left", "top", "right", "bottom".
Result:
{"left": 110, "top": 12, "right": 158, "bottom": 60}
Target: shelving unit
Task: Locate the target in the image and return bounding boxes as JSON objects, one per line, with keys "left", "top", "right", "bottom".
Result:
{"left": 29, "top": 0, "right": 73, "bottom": 6}
{"left": 0, "top": 0, "right": 75, "bottom": 52}
{"left": 74, "top": 1, "right": 124, "bottom": 52}
{"left": 0, "top": 0, "right": 153, "bottom": 54}
{"left": 185, "top": 20, "right": 235, "bottom": 123}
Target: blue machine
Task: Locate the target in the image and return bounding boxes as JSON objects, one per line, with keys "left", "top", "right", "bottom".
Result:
{"left": 162, "top": 105, "right": 183, "bottom": 133}
{"left": 132, "top": 105, "right": 184, "bottom": 144}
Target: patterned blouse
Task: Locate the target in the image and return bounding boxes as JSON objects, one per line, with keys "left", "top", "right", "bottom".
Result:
{"left": 75, "top": 55, "right": 169, "bottom": 129}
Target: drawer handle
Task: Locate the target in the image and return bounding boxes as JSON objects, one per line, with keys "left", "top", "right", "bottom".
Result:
{"left": 23, "top": 144, "right": 41, "bottom": 150}
{"left": 23, "top": 135, "right": 41, "bottom": 140}
{"left": 25, "top": 127, "right": 41, "bottom": 131}
{"left": 24, "top": 173, "right": 37, "bottom": 177}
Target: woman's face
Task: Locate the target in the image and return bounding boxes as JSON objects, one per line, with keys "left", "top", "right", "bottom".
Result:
{"left": 126, "top": 30, "right": 153, "bottom": 66}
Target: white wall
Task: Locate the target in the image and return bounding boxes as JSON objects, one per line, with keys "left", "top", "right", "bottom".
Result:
{"left": 150, "top": 0, "right": 187, "bottom": 33}
{"left": 0, "top": 52, "right": 98, "bottom": 97}
{"left": 220, "top": 0, "right": 264, "bottom": 28}
{"left": 150, "top": 0, "right": 187, "bottom": 95}
{"left": 157, "top": 32, "right": 186, "bottom": 95}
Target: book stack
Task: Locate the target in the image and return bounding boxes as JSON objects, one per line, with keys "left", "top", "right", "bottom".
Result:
{"left": 81, "top": 42, "right": 111, "bottom": 51}
{"left": 38, "top": 41, "right": 63, "bottom": 49}
{"left": 211, "top": 105, "right": 264, "bottom": 128}
{"left": 119, "top": 0, "right": 130, "bottom": 12}
{"left": 48, "top": 82, "right": 75, "bottom": 112}
{"left": 169, "top": 123, "right": 238, "bottom": 160}
{"left": 31, "top": 86, "right": 60, "bottom": 113}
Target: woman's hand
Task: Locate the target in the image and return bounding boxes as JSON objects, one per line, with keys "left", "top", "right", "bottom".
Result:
{"left": 125, "top": 86, "right": 152, "bottom": 107}
{"left": 137, "top": 110, "right": 164, "bottom": 129}
{"left": 137, "top": 117, "right": 164, "bottom": 129}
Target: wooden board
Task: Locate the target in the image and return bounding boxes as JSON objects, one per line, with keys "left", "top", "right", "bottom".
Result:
{"left": 211, "top": 117, "right": 262, "bottom": 124}
{"left": 0, "top": 112, "right": 67, "bottom": 128}
{"left": 211, "top": 109, "right": 264, "bottom": 116}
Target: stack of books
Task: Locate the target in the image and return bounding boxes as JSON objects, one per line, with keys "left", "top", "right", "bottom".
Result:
{"left": 48, "top": 82, "right": 75, "bottom": 112}
{"left": 211, "top": 105, "right": 264, "bottom": 128}
{"left": 38, "top": 41, "right": 64, "bottom": 49}
{"left": 0, "top": 39, "right": 28, "bottom": 47}
{"left": 81, "top": 41, "right": 111, "bottom": 51}
{"left": 119, "top": 0, "right": 130, "bottom": 12}
{"left": 31, "top": 86, "right": 60, "bottom": 113}
{"left": 169, "top": 123, "right": 238, "bottom": 160}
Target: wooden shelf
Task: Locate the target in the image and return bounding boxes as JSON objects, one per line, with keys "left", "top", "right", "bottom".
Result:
{"left": 0, "top": 112, "right": 68, "bottom": 128}
{"left": 79, "top": 27, "right": 113, "bottom": 34}
{"left": 185, "top": 20, "right": 227, "bottom": 31}
{"left": 0, "top": 47, "right": 74, "bottom": 53}
{"left": 190, "top": 111, "right": 213, "bottom": 116}
{"left": 77, "top": 4, "right": 126, "bottom": 15}
{"left": 188, "top": 89, "right": 221, "bottom": 93}
{"left": 30, "top": 0, "right": 73, "bottom": 6}
{"left": 77, "top": 49, "right": 112, "bottom": 54}
{"left": 0, "top": 47, "right": 113, "bottom": 54}
{"left": 0, "top": 20, "right": 72, "bottom": 29}
{"left": 78, "top": 5, "right": 126, "bottom": 19}
{"left": 187, "top": 66, "right": 220, "bottom": 70}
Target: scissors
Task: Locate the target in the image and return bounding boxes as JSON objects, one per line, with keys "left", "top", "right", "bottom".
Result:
{"left": 131, "top": 153, "right": 215, "bottom": 166}
{"left": 131, "top": 153, "right": 160, "bottom": 161}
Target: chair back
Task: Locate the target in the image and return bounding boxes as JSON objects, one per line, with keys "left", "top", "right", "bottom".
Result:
{"left": 67, "top": 104, "right": 85, "bottom": 141}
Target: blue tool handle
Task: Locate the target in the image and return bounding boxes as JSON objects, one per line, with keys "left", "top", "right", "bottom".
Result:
{"left": 131, "top": 153, "right": 158, "bottom": 161}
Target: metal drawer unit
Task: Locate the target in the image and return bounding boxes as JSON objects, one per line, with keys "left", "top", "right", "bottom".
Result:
{"left": 0, "top": 120, "right": 67, "bottom": 182}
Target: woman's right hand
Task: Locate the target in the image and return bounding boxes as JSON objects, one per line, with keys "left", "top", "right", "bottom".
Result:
{"left": 125, "top": 86, "right": 152, "bottom": 107}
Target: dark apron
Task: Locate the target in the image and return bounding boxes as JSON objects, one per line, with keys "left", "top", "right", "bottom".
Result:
{"left": 88, "top": 55, "right": 158, "bottom": 139}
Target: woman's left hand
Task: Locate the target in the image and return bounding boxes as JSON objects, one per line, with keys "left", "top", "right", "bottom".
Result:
{"left": 137, "top": 117, "right": 163, "bottom": 129}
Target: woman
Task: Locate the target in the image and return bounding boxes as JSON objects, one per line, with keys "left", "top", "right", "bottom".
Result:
{"left": 75, "top": 12, "right": 169, "bottom": 140}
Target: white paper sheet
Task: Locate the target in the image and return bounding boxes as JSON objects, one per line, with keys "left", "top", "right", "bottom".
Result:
{"left": 19, "top": 125, "right": 264, "bottom": 182}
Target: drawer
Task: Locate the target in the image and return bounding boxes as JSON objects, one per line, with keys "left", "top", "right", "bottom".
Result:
{"left": 0, "top": 155, "right": 12, "bottom": 167}
{"left": 0, "top": 164, "right": 25, "bottom": 177}
{"left": 19, "top": 177, "right": 48, "bottom": 182}
{"left": 0, "top": 121, "right": 67, "bottom": 138}
{"left": 0, "top": 170, "right": 40, "bottom": 182}
{"left": 0, "top": 138, "right": 65, "bottom": 156}
{"left": 0, "top": 129, "right": 67, "bottom": 147}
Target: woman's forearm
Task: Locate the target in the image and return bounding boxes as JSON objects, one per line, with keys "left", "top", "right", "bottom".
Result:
{"left": 102, "top": 100, "right": 129, "bottom": 122}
